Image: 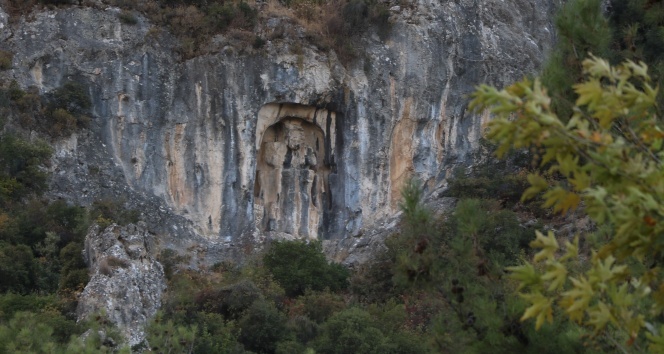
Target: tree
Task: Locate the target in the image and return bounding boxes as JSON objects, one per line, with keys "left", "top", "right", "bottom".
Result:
{"left": 541, "top": 0, "right": 664, "bottom": 120}
{"left": 238, "top": 300, "right": 290, "bottom": 354}
{"left": 471, "top": 56, "right": 664, "bottom": 352}
{"left": 263, "top": 241, "right": 349, "bottom": 297}
{"left": 541, "top": 0, "right": 611, "bottom": 119}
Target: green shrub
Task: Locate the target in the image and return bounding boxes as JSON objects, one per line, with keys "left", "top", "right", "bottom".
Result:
{"left": 58, "top": 242, "right": 89, "bottom": 292}
{"left": 238, "top": 300, "right": 291, "bottom": 353}
{"left": 275, "top": 340, "right": 307, "bottom": 354}
{"left": 263, "top": 241, "right": 349, "bottom": 297}
{"left": 313, "top": 307, "right": 390, "bottom": 354}
{"left": 118, "top": 10, "right": 138, "bottom": 25}
{"left": 206, "top": 3, "right": 239, "bottom": 31}
{"left": 146, "top": 314, "right": 197, "bottom": 354}
{"left": 293, "top": 290, "right": 345, "bottom": 324}
{"left": 195, "top": 280, "right": 263, "bottom": 319}
{"left": 0, "top": 51, "right": 12, "bottom": 71}
{"left": 38, "top": 82, "right": 91, "bottom": 136}
{"left": 391, "top": 180, "right": 593, "bottom": 352}
{"left": 0, "top": 135, "right": 52, "bottom": 201}
{"left": 49, "top": 108, "right": 77, "bottom": 136}
{"left": 349, "top": 246, "right": 397, "bottom": 304}
{"left": 90, "top": 198, "right": 139, "bottom": 227}
{"left": 0, "top": 243, "right": 38, "bottom": 293}
{"left": 0, "top": 311, "right": 60, "bottom": 352}
{"left": 49, "top": 82, "right": 90, "bottom": 114}
{"left": 287, "top": 315, "right": 319, "bottom": 344}
{"left": 0, "top": 293, "right": 58, "bottom": 320}
{"left": 158, "top": 248, "right": 188, "bottom": 280}
{"left": 192, "top": 312, "right": 243, "bottom": 354}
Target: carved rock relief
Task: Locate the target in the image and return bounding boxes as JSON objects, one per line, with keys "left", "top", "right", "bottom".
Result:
{"left": 254, "top": 117, "right": 330, "bottom": 238}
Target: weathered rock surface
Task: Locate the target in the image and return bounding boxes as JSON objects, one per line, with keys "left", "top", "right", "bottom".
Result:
{"left": 77, "top": 222, "right": 165, "bottom": 346}
{"left": 0, "top": 0, "right": 561, "bottom": 261}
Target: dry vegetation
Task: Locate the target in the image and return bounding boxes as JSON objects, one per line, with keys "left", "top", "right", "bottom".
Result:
{"left": 0, "top": 0, "right": 392, "bottom": 63}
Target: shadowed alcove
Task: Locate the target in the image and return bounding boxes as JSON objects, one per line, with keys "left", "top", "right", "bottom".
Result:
{"left": 254, "top": 103, "right": 337, "bottom": 239}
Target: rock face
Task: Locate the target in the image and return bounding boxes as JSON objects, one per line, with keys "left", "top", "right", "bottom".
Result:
{"left": 77, "top": 222, "right": 165, "bottom": 346}
{"left": 0, "top": 0, "right": 560, "bottom": 252}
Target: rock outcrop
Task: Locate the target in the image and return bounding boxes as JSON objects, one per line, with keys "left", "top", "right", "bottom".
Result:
{"left": 77, "top": 222, "right": 165, "bottom": 346}
{"left": 0, "top": 0, "right": 561, "bottom": 260}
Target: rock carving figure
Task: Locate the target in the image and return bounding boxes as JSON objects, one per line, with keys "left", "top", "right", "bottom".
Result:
{"left": 254, "top": 118, "right": 329, "bottom": 238}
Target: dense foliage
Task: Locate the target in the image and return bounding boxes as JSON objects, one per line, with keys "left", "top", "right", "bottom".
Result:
{"left": 263, "top": 240, "right": 349, "bottom": 297}
{"left": 472, "top": 56, "right": 664, "bottom": 352}
{"left": 542, "top": 0, "right": 664, "bottom": 119}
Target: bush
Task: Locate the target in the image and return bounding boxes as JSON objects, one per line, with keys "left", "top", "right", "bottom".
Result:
{"left": 0, "top": 293, "right": 58, "bottom": 320}
{"left": 0, "top": 311, "right": 60, "bottom": 352}
{"left": 287, "top": 315, "right": 319, "bottom": 344}
{"left": 263, "top": 241, "right": 349, "bottom": 297}
{"left": 50, "top": 108, "right": 77, "bottom": 136}
{"left": 192, "top": 312, "right": 243, "bottom": 354}
{"left": 90, "top": 198, "right": 139, "bottom": 227}
{"left": 58, "top": 242, "right": 89, "bottom": 292}
{"left": 275, "top": 340, "right": 307, "bottom": 354}
{"left": 206, "top": 2, "right": 256, "bottom": 32}
{"left": 0, "top": 135, "right": 52, "bottom": 202}
{"left": 0, "top": 243, "right": 38, "bottom": 293}
{"left": 253, "top": 36, "right": 266, "bottom": 49}
{"left": 0, "top": 51, "right": 12, "bottom": 71}
{"left": 195, "top": 280, "right": 263, "bottom": 319}
{"left": 146, "top": 314, "right": 197, "bottom": 354}
{"left": 48, "top": 82, "right": 90, "bottom": 115}
{"left": 291, "top": 290, "right": 345, "bottom": 324}
{"left": 313, "top": 307, "right": 390, "bottom": 354}
{"left": 238, "top": 300, "right": 291, "bottom": 353}
{"left": 118, "top": 10, "right": 138, "bottom": 25}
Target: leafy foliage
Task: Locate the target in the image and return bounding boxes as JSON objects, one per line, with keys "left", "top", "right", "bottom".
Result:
{"left": 541, "top": 0, "right": 611, "bottom": 119}
{"left": 471, "top": 56, "right": 664, "bottom": 352}
{"left": 238, "top": 300, "right": 290, "bottom": 353}
{"left": 263, "top": 240, "right": 349, "bottom": 297}
{"left": 542, "top": 0, "right": 664, "bottom": 119}
{"left": 391, "top": 179, "right": 593, "bottom": 353}
{"left": 0, "top": 134, "right": 51, "bottom": 203}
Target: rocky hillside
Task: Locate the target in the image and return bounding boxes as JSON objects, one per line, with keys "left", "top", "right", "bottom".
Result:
{"left": 0, "top": 0, "right": 560, "bottom": 262}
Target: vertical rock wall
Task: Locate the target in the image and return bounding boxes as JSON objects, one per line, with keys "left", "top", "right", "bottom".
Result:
{"left": 0, "top": 0, "right": 560, "bottom": 249}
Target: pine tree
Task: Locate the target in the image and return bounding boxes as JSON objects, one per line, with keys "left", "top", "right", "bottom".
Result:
{"left": 542, "top": 0, "right": 664, "bottom": 119}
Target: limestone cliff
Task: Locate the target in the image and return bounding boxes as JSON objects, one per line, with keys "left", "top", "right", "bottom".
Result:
{"left": 77, "top": 222, "right": 165, "bottom": 346}
{"left": 0, "top": 0, "right": 559, "bottom": 259}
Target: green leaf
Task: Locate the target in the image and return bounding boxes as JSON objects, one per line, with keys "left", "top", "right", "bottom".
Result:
{"left": 530, "top": 230, "right": 559, "bottom": 263}
{"left": 542, "top": 261, "right": 568, "bottom": 291}
{"left": 507, "top": 263, "right": 543, "bottom": 291}
{"left": 561, "top": 276, "right": 593, "bottom": 322}
{"left": 520, "top": 292, "right": 554, "bottom": 330}
{"left": 587, "top": 302, "right": 616, "bottom": 333}
{"left": 521, "top": 174, "right": 549, "bottom": 201}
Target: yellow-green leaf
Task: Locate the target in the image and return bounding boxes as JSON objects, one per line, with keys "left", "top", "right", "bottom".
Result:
{"left": 530, "top": 230, "right": 559, "bottom": 263}
{"left": 520, "top": 292, "right": 554, "bottom": 330}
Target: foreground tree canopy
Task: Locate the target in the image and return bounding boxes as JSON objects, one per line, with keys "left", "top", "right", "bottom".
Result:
{"left": 471, "top": 56, "right": 664, "bottom": 352}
